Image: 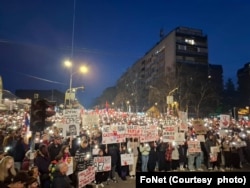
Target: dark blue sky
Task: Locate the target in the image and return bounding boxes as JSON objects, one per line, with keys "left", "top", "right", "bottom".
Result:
{"left": 1, "top": 0, "right": 250, "bottom": 108}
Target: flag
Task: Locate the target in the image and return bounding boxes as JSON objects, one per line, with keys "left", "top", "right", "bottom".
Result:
{"left": 95, "top": 107, "right": 99, "bottom": 114}
{"left": 80, "top": 108, "right": 85, "bottom": 115}
{"left": 24, "top": 112, "right": 30, "bottom": 127}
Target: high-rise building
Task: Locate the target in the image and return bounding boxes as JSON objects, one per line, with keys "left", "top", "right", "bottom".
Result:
{"left": 237, "top": 62, "right": 250, "bottom": 106}
{"left": 98, "top": 27, "right": 223, "bottom": 117}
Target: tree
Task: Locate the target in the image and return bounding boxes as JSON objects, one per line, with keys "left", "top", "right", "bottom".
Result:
{"left": 222, "top": 78, "right": 239, "bottom": 113}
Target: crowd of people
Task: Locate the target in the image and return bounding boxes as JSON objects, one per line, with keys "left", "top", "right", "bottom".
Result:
{"left": 0, "top": 109, "right": 250, "bottom": 188}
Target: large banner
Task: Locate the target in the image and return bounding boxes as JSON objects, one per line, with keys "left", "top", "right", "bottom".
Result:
{"left": 187, "top": 140, "right": 201, "bottom": 154}
{"left": 120, "top": 153, "right": 134, "bottom": 166}
{"left": 174, "top": 132, "right": 185, "bottom": 144}
{"left": 62, "top": 109, "right": 81, "bottom": 137}
{"left": 162, "top": 124, "right": 177, "bottom": 143}
{"left": 78, "top": 166, "right": 95, "bottom": 188}
{"left": 126, "top": 124, "right": 141, "bottom": 138}
{"left": 140, "top": 125, "right": 158, "bottom": 142}
{"left": 102, "top": 124, "right": 126, "bottom": 144}
{"left": 93, "top": 156, "right": 111, "bottom": 172}
{"left": 82, "top": 114, "right": 99, "bottom": 132}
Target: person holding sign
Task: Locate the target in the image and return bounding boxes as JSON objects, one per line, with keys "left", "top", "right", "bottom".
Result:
{"left": 119, "top": 144, "right": 129, "bottom": 181}
{"left": 74, "top": 139, "right": 93, "bottom": 187}
{"left": 205, "top": 134, "right": 218, "bottom": 170}
{"left": 139, "top": 142, "right": 150, "bottom": 172}
{"left": 95, "top": 149, "right": 109, "bottom": 188}
{"left": 107, "top": 143, "right": 119, "bottom": 183}
{"left": 127, "top": 138, "right": 139, "bottom": 178}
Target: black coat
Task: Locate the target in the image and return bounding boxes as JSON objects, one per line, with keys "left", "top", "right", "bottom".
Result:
{"left": 48, "top": 143, "right": 62, "bottom": 161}
{"left": 74, "top": 145, "right": 93, "bottom": 172}
{"left": 51, "top": 171, "right": 73, "bottom": 188}
{"left": 107, "top": 144, "right": 120, "bottom": 167}
{"left": 148, "top": 147, "right": 157, "bottom": 172}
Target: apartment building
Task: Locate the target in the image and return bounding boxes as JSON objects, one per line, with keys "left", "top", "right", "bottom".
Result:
{"left": 100, "top": 27, "right": 223, "bottom": 117}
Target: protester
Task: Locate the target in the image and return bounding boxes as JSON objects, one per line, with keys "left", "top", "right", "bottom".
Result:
{"left": 58, "top": 145, "right": 71, "bottom": 162}
{"left": 13, "top": 135, "right": 30, "bottom": 171}
{"left": 147, "top": 141, "right": 157, "bottom": 172}
{"left": 2, "top": 130, "right": 17, "bottom": 157}
{"left": 26, "top": 176, "right": 40, "bottom": 188}
{"left": 28, "top": 166, "right": 41, "bottom": 187}
{"left": 171, "top": 142, "right": 180, "bottom": 171}
{"left": 51, "top": 162, "right": 73, "bottom": 188}
{"left": 95, "top": 149, "right": 109, "bottom": 188}
{"left": 164, "top": 142, "right": 174, "bottom": 172}
{"left": 48, "top": 136, "right": 62, "bottom": 161}
{"left": 34, "top": 144, "right": 51, "bottom": 188}
{"left": 107, "top": 143, "right": 119, "bottom": 183}
{"left": 139, "top": 142, "right": 150, "bottom": 172}
{"left": 156, "top": 141, "right": 168, "bottom": 172}
{"left": 127, "top": 138, "right": 139, "bottom": 177}
{"left": 0, "top": 156, "right": 17, "bottom": 185}
{"left": 49, "top": 154, "right": 63, "bottom": 183}
{"left": 119, "top": 144, "right": 129, "bottom": 181}
{"left": 205, "top": 133, "right": 217, "bottom": 170}
{"left": 74, "top": 139, "right": 93, "bottom": 187}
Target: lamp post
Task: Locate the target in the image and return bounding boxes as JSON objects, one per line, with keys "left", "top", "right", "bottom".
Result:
{"left": 126, "top": 100, "right": 130, "bottom": 112}
{"left": 64, "top": 60, "right": 88, "bottom": 108}
{"left": 166, "top": 87, "right": 178, "bottom": 116}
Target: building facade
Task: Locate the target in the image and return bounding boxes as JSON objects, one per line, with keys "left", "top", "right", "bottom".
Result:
{"left": 96, "top": 26, "right": 223, "bottom": 118}
{"left": 237, "top": 62, "right": 250, "bottom": 106}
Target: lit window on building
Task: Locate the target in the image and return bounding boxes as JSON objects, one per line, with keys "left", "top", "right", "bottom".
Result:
{"left": 185, "top": 39, "right": 195, "bottom": 45}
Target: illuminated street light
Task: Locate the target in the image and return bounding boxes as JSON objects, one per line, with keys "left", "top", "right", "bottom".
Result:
{"left": 168, "top": 87, "right": 178, "bottom": 96}
{"left": 126, "top": 100, "right": 130, "bottom": 112}
{"left": 166, "top": 87, "right": 178, "bottom": 116}
{"left": 64, "top": 60, "right": 89, "bottom": 108}
{"left": 166, "top": 87, "right": 178, "bottom": 104}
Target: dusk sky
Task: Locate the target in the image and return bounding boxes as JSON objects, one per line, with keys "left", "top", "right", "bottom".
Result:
{"left": 1, "top": 0, "right": 250, "bottom": 108}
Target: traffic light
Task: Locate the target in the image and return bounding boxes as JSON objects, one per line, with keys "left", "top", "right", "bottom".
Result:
{"left": 44, "top": 100, "right": 56, "bottom": 130}
{"left": 30, "top": 99, "right": 56, "bottom": 132}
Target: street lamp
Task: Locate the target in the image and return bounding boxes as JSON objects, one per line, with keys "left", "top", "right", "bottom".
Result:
{"left": 126, "top": 100, "right": 130, "bottom": 112}
{"left": 168, "top": 87, "right": 178, "bottom": 96}
{"left": 166, "top": 87, "right": 178, "bottom": 116}
{"left": 64, "top": 60, "right": 89, "bottom": 108}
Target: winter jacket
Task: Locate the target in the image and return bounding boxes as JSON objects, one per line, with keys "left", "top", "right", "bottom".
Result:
{"left": 74, "top": 145, "right": 93, "bottom": 172}
{"left": 51, "top": 171, "right": 73, "bottom": 188}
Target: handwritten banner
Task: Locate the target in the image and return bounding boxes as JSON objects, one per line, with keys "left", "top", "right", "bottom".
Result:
{"left": 93, "top": 156, "right": 111, "bottom": 172}
{"left": 102, "top": 124, "right": 126, "bottom": 144}
{"left": 62, "top": 109, "right": 81, "bottom": 137}
{"left": 187, "top": 140, "right": 201, "bottom": 153}
{"left": 78, "top": 166, "right": 95, "bottom": 188}
{"left": 162, "top": 125, "right": 176, "bottom": 142}
{"left": 140, "top": 125, "right": 158, "bottom": 142}
{"left": 120, "top": 153, "right": 134, "bottom": 166}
